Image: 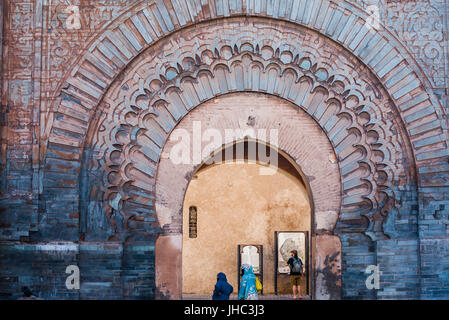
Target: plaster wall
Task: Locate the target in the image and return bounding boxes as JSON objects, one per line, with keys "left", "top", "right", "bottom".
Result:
{"left": 182, "top": 162, "right": 311, "bottom": 295}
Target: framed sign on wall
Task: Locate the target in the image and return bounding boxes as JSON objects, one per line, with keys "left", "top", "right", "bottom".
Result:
{"left": 274, "top": 231, "right": 309, "bottom": 295}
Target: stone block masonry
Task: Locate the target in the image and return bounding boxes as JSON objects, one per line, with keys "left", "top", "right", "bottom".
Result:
{"left": 0, "top": 0, "right": 448, "bottom": 300}
{"left": 0, "top": 242, "right": 155, "bottom": 300}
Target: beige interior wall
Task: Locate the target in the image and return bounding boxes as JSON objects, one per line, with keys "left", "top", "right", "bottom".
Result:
{"left": 182, "top": 161, "right": 311, "bottom": 295}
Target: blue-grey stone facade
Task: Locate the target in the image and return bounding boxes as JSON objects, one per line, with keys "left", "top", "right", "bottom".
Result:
{"left": 0, "top": 0, "right": 448, "bottom": 300}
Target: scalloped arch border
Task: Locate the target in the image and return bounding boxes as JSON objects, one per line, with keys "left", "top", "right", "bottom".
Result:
{"left": 44, "top": 0, "right": 448, "bottom": 188}
{"left": 83, "top": 39, "right": 413, "bottom": 240}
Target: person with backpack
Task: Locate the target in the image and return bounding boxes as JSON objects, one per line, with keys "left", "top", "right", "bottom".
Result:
{"left": 286, "top": 250, "right": 304, "bottom": 300}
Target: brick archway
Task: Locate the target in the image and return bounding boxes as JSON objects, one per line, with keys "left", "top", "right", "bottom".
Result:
{"left": 154, "top": 92, "right": 342, "bottom": 299}
{"left": 39, "top": 5, "right": 446, "bottom": 299}
{"left": 181, "top": 139, "right": 312, "bottom": 297}
{"left": 43, "top": 0, "right": 446, "bottom": 170}
{"left": 72, "top": 16, "right": 420, "bottom": 298}
{"left": 2, "top": 0, "right": 449, "bottom": 301}
{"left": 78, "top": 19, "right": 416, "bottom": 241}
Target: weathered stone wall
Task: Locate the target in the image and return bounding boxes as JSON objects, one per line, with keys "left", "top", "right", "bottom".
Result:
{"left": 0, "top": 242, "right": 79, "bottom": 299}
{"left": 0, "top": 241, "right": 155, "bottom": 299}
{"left": 0, "top": 0, "right": 448, "bottom": 300}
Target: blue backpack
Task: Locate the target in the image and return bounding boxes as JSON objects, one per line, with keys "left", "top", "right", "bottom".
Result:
{"left": 291, "top": 257, "right": 303, "bottom": 274}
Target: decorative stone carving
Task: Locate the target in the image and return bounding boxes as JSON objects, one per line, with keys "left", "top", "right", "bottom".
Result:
{"left": 42, "top": 0, "right": 447, "bottom": 243}
{"left": 81, "top": 20, "right": 416, "bottom": 241}
{"left": 44, "top": 0, "right": 446, "bottom": 170}
{"left": 41, "top": 0, "right": 135, "bottom": 123}
{"left": 354, "top": 0, "right": 447, "bottom": 89}
{"left": 384, "top": 0, "right": 447, "bottom": 88}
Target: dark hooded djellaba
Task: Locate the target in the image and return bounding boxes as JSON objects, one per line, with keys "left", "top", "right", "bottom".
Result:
{"left": 212, "top": 272, "right": 233, "bottom": 300}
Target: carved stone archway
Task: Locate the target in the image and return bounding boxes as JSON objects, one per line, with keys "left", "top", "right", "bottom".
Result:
{"left": 43, "top": 0, "right": 446, "bottom": 170}
{"left": 40, "top": 2, "right": 447, "bottom": 298}
{"left": 67, "top": 18, "right": 419, "bottom": 299}
{"left": 81, "top": 19, "right": 416, "bottom": 239}
{"left": 155, "top": 92, "right": 342, "bottom": 299}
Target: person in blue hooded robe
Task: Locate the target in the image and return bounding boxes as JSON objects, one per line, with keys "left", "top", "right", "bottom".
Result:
{"left": 212, "top": 272, "right": 234, "bottom": 300}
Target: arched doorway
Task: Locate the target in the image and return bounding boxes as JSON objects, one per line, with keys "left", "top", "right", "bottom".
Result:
{"left": 154, "top": 92, "right": 343, "bottom": 299}
{"left": 181, "top": 140, "right": 312, "bottom": 297}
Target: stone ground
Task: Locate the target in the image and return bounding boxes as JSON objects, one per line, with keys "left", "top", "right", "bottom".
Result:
{"left": 182, "top": 294, "right": 312, "bottom": 300}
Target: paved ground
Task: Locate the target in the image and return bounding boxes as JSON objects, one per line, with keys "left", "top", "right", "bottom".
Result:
{"left": 182, "top": 294, "right": 311, "bottom": 300}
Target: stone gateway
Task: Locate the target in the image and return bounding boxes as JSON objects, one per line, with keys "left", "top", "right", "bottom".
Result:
{"left": 0, "top": 0, "right": 448, "bottom": 300}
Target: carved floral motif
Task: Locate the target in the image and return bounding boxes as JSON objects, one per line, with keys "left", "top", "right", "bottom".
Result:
{"left": 80, "top": 21, "right": 416, "bottom": 240}
{"left": 357, "top": 0, "right": 446, "bottom": 88}
{"left": 43, "top": 0, "right": 134, "bottom": 93}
